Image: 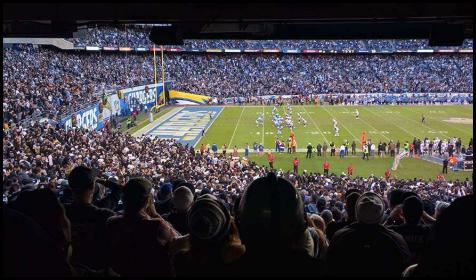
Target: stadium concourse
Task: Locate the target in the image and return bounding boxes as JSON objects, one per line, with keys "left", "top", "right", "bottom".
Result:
{"left": 3, "top": 36, "right": 473, "bottom": 276}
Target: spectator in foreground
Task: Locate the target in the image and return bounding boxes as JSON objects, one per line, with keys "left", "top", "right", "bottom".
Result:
{"left": 384, "top": 189, "right": 406, "bottom": 226}
{"left": 404, "top": 195, "right": 473, "bottom": 277}
{"left": 310, "top": 214, "right": 329, "bottom": 260}
{"left": 434, "top": 201, "right": 450, "bottom": 220}
{"left": 8, "top": 188, "right": 72, "bottom": 265}
{"left": 389, "top": 196, "right": 431, "bottom": 265}
{"left": 172, "top": 194, "right": 245, "bottom": 276}
{"left": 164, "top": 186, "right": 194, "bottom": 235}
{"left": 326, "top": 192, "right": 410, "bottom": 277}
{"left": 326, "top": 191, "right": 361, "bottom": 241}
{"left": 106, "top": 177, "right": 180, "bottom": 277}
{"left": 231, "top": 172, "right": 326, "bottom": 276}
{"left": 64, "top": 166, "right": 115, "bottom": 271}
{"left": 3, "top": 207, "right": 73, "bottom": 277}
{"left": 155, "top": 182, "right": 174, "bottom": 215}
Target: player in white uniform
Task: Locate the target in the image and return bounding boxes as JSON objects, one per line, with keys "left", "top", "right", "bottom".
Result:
{"left": 355, "top": 109, "right": 360, "bottom": 119}
{"left": 256, "top": 113, "right": 264, "bottom": 127}
{"left": 333, "top": 118, "right": 340, "bottom": 136}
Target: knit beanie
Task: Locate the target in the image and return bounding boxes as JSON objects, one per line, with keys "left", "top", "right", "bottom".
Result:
{"left": 187, "top": 194, "right": 231, "bottom": 241}
{"left": 355, "top": 192, "right": 384, "bottom": 224}
{"left": 321, "top": 209, "right": 334, "bottom": 225}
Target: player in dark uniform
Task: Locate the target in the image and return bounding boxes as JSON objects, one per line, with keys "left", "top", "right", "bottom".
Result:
{"left": 421, "top": 114, "right": 425, "bottom": 124}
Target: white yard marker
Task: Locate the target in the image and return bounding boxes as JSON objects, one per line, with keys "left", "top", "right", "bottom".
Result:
{"left": 361, "top": 107, "right": 411, "bottom": 140}
{"left": 262, "top": 106, "right": 265, "bottom": 145}
{"left": 397, "top": 106, "right": 454, "bottom": 138}
{"left": 193, "top": 107, "right": 224, "bottom": 148}
{"left": 302, "top": 106, "right": 330, "bottom": 144}
{"left": 322, "top": 106, "right": 360, "bottom": 141}
{"left": 228, "top": 107, "right": 245, "bottom": 148}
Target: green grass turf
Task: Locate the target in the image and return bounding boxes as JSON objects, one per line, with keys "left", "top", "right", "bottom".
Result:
{"left": 197, "top": 105, "right": 473, "bottom": 180}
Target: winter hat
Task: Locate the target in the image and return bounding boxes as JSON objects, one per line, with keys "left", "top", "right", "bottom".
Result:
{"left": 316, "top": 197, "right": 327, "bottom": 212}
{"left": 200, "top": 187, "right": 211, "bottom": 195}
{"left": 159, "top": 183, "right": 173, "bottom": 195}
{"left": 321, "top": 209, "right": 334, "bottom": 225}
{"left": 187, "top": 194, "right": 231, "bottom": 241}
{"left": 335, "top": 201, "right": 344, "bottom": 211}
{"left": 355, "top": 192, "right": 385, "bottom": 224}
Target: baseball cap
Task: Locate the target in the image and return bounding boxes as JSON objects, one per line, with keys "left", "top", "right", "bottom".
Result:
{"left": 355, "top": 192, "right": 385, "bottom": 224}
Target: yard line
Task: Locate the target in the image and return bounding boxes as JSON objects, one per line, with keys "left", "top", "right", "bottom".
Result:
{"left": 390, "top": 106, "right": 450, "bottom": 137}
{"left": 321, "top": 106, "right": 359, "bottom": 141}
{"left": 361, "top": 107, "right": 412, "bottom": 140}
{"left": 398, "top": 106, "right": 468, "bottom": 138}
{"left": 193, "top": 107, "right": 224, "bottom": 148}
{"left": 302, "top": 106, "right": 330, "bottom": 144}
{"left": 262, "top": 106, "right": 265, "bottom": 145}
{"left": 228, "top": 107, "right": 246, "bottom": 148}
{"left": 356, "top": 107, "right": 392, "bottom": 141}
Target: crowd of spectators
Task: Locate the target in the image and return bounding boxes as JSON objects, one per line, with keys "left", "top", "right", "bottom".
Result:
{"left": 3, "top": 44, "right": 473, "bottom": 125}
{"left": 3, "top": 120, "right": 473, "bottom": 276}
{"left": 69, "top": 25, "right": 474, "bottom": 51}
{"left": 166, "top": 53, "right": 473, "bottom": 97}
{"left": 3, "top": 45, "right": 153, "bottom": 123}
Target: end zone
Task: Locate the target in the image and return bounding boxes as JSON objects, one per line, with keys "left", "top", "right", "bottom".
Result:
{"left": 138, "top": 106, "right": 223, "bottom": 146}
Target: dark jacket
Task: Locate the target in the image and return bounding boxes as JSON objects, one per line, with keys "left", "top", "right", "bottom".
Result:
{"left": 327, "top": 223, "right": 410, "bottom": 277}
{"left": 3, "top": 207, "right": 73, "bottom": 277}
{"left": 389, "top": 223, "right": 431, "bottom": 265}
{"left": 155, "top": 198, "right": 173, "bottom": 215}
{"left": 64, "top": 202, "right": 115, "bottom": 269}
{"left": 164, "top": 211, "right": 189, "bottom": 235}
{"left": 326, "top": 220, "right": 352, "bottom": 241}
{"left": 93, "top": 182, "right": 122, "bottom": 211}
{"left": 229, "top": 248, "right": 326, "bottom": 277}
{"left": 106, "top": 214, "right": 179, "bottom": 277}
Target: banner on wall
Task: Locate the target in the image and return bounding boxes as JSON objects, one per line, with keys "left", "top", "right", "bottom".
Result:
{"left": 60, "top": 103, "right": 101, "bottom": 131}
{"left": 60, "top": 82, "right": 171, "bottom": 131}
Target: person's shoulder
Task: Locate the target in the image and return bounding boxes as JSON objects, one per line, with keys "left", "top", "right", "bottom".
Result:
{"left": 387, "top": 223, "right": 401, "bottom": 232}
{"left": 92, "top": 204, "right": 116, "bottom": 218}
{"left": 106, "top": 214, "right": 123, "bottom": 224}
{"left": 379, "top": 224, "right": 408, "bottom": 242}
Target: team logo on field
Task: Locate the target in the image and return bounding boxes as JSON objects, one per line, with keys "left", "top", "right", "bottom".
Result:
{"left": 145, "top": 107, "right": 223, "bottom": 146}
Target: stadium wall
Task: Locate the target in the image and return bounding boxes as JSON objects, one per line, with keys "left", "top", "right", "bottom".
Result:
{"left": 59, "top": 82, "right": 172, "bottom": 131}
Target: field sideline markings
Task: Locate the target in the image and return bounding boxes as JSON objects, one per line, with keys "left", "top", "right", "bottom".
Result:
{"left": 322, "top": 106, "right": 360, "bottom": 141}
{"left": 361, "top": 107, "right": 413, "bottom": 140}
{"left": 353, "top": 107, "right": 392, "bottom": 141}
{"left": 396, "top": 106, "right": 451, "bottom": 138}
{"left": 302, "top": 106, "right": 330, "bottom": 144}
{"left": 398, "top": 106, "right": 470, "bottom": 138}
{"left": 262, "top": 106, "right": 265, "bottom": 145}
{"left": 193, "top": 106, "right": 225, "bottom": 148}
{"left": 228, "top": 107, "right": 246, "bottom": 148}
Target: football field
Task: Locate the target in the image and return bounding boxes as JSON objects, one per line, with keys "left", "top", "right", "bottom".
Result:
{"left": 196, "top": 104, "right": 473, "bottom": 181}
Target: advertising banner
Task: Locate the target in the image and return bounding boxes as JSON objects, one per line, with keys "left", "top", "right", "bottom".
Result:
{"left": 60, "top": 82, "right": 171, "bottom": 131}
{"left": 60, "top": 103, "right": 102, "bottom": 131}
